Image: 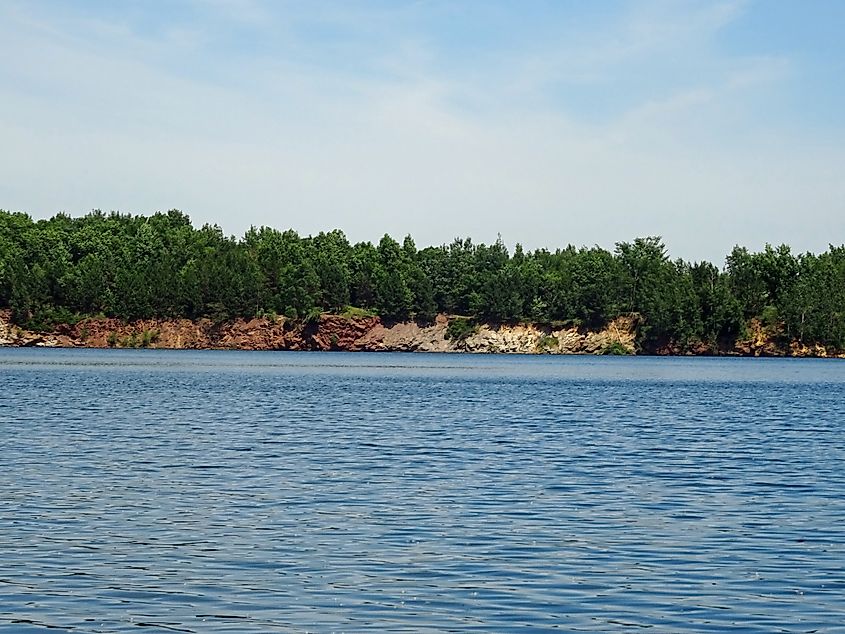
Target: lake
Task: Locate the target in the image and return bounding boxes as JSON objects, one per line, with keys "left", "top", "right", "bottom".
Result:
{"left": 1, "top": 349, "right": 844, "bottom": 632}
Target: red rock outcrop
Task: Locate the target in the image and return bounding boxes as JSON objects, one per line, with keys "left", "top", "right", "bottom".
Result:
{"left": 1, "top": 309, "right": 843, "bottom": 356}
{"left": 310, "top": 315, "right": 381, "bottom": 350}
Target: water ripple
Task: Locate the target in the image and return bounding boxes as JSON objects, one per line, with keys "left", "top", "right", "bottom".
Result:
{"left": 1, "top": 350, "right": 844, "bottom": 632}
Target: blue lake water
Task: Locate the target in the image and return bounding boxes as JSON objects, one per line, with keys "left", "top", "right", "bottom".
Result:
{"left": 1, "top": 349, "right": 844, "bottom": 632}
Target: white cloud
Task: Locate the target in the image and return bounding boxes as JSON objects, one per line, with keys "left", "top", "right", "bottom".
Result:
{"left": 0, "top": 0, "right": 843, "bottom": 264}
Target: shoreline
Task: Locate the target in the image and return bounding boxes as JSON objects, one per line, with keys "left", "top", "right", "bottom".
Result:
{"left": 2, "top": 310, "right": 841, "bottom": 358}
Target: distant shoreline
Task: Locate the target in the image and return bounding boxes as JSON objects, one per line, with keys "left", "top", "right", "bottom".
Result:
{"left": 4, "top": 211, "right": 845, "bottom": 357}
{"left": 2, "top": 311, "right": 841, "bottom": 358}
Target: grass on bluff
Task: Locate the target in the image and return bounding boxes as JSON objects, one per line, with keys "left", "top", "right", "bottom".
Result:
{"left": 339, "top": 306, "right": 378, "bottom": 319}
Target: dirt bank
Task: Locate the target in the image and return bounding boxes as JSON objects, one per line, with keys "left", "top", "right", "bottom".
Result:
{"left": 1, "top": 310, "right": 639, "bottom": 354}
{"left": 1, "top": 310, "right": 840, "bottom": 356}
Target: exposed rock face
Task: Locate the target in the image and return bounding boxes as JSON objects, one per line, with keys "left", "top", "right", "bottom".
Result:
{"left": 729, "top": 318, "right": 837, "bottom": 357}
{"left": 0, "top": 310, "right": 638, "bottom": 354}
{"left": 352, "top": 314, "right": 453, "bottom": 352}
{"left": 0, "top": 310, "right": 74, "bottom": 347}
{"left": 460, "top": 316, "right": 637, "bottom": 354}
{"left": 310, "top": 315, "right": 381, "bottom": 351}
{"left": 789, "top": 342, "right": 830, "bottom": 358}
{"left": 0, "top": 309, "right": 840, "bottom": 356}
{"left": 0, "top": 311, "right": 21, "bottom": 345}
{"left": 733, "top": 319, "right": 783, "bottom": 356}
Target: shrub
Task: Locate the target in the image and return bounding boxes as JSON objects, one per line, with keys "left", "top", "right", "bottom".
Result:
{"left": 445, "top": 317, "right": 477, "bottom": 341}
{"left": 538, "top": 334, "right": 558, "bottom": 351}
{"left": 304, "top": 307, "right": 323, "bottom": 324}
{"left": 601, "top": 341, "right": 630, "bottom": 355}
{"left": 140, "top": 329, "right": 159, "bottom": 348}
{"left": 24, "top": 306, "right": 83, "bottom": 332}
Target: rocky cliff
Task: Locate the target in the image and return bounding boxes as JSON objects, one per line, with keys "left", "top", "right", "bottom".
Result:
{"left": 0, "top": 310, "right": 639, "bottom": 354}
{"left": 1, "top": 309, "right": 840, "bottom": 356}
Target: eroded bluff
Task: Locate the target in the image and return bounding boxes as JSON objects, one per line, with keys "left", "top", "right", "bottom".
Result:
{"left": 0, "top": 310, "right": 637, "bottom": 354}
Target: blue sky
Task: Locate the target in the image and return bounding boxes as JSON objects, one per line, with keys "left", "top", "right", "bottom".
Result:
{"left": 1, "top": 0, "right": 843, "bottom": 263}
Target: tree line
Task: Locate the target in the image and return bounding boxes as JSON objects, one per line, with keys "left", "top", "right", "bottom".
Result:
{"left": 1, "top": 209, "right": 844, "bottom": 351}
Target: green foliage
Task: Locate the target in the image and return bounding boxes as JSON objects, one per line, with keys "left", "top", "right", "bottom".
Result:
{"left": 24, "top": 306, "right": 82, "bottom": 332}
{"left": 339, "top": 305, "right": 377, "bottom": 318}
{"left": 760, "top": 305, "right": 780, "bottom": 329}
{"left": 779, "top": 248, "right": 845, "bottom": 348}
{"left": 140, "top": 329, "right": 159, "bottom": 348}
{"left": 601, "top": 341, "right": 631, "bottom": 356}
{"left": 2, "top": 208, "right": 845, "bottom": 352}
{"left": 445, "top": 317, "right": 477, "bottom": 342}
{"left": 537, "top": 334, "right": 559, "bottom": 351}
{"left": 304, "top": 306, "right": 323, "bottom": 325}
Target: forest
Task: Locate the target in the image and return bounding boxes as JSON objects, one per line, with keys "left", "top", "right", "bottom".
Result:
{"left": 1, "top": 209, "right": 844, "bottom": 352}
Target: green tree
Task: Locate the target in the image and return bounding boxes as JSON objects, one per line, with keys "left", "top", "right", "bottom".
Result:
{"left": 374, "top": 234, "right": 412, "bottom": 320}
{"left": 311, "top": 230, "right": 351, "bottom": 312}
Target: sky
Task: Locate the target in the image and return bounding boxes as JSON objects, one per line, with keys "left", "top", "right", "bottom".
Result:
{"left": 1, "top": 0, "right": 843, "bottom": 264}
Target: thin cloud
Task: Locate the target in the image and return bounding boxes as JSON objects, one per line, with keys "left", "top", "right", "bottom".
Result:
{"left": 0, "top": 0, "right": 842, "bottom": 264}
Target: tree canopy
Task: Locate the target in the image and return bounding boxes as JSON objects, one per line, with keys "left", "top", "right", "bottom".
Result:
{"left": 2, "top": 209, "right": 844, "bottom": 351}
